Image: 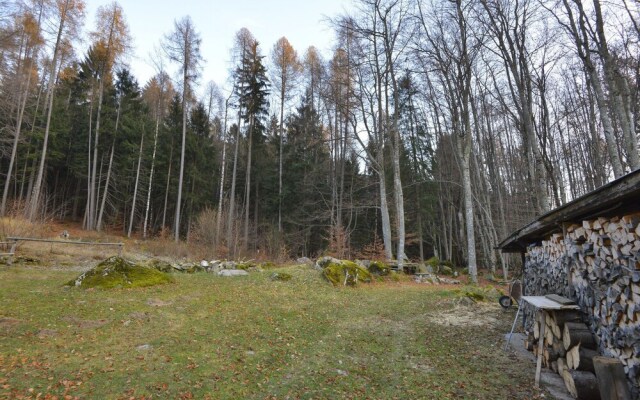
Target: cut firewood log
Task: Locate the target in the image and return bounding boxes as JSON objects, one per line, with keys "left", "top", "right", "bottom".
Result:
{"left": 558, "top": 357, "right": 568, "bottom": 375}
{"left": 567, "top": 344, "right": 597, "bottom": 372}
{"left": 551, "top": 310, "right": 582, "bottom": 329}
{"left": 553, "top": 339, "right": 567, "bottom": 358}
{"left": 564, "top": 322, "right": 597, "bottom": 350}
{"left": 593, "top": 356, "right": 632, "bottom": 400}
{"left": 562, "top": 369, "right": 601, "bottom": 400}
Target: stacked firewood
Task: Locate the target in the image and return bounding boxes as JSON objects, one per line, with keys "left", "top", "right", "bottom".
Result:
{"left": 523, "top": 213, "right": 640, "bottom": 397}
{"left": 526, "top": 310, "right": 602, "bottom": 399}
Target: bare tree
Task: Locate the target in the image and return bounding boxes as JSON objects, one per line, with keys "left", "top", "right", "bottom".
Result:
{"left": 163, "top": 15, "right": 202, "bottom": 241}
{"left": 271, "top": 36, "right": 301, "bottom": 233}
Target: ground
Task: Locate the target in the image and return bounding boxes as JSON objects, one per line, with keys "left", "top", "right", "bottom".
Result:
{"left": 0, "top": 266, "right": 545, "bottom": 399}
{"left": 0, "top": 219, "right": 543, "bottom": 399}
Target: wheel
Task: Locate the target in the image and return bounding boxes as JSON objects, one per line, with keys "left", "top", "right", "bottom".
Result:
{"left": 499, "top": 295, "right": 513, "bottom": 309}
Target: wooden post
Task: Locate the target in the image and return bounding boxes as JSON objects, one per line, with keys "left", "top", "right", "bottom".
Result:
{"left": 8, "top": 239, "right": 17, "bottom": 265}
{"left": 535, "top": 310, "right": 546, "bottom": 388}
{"left": 118, "top": 244, "right": 123, "bottom": 257}
{"left": 593, "top": 356, "right": 631, "bottom": 400}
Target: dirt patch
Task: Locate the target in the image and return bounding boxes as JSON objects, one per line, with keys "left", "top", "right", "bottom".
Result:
{"left": 0, "top": 317, "right": 21, "bottom": 330}
{"left": 37, "top": 329, "right": 58, "bottom": 338}
{"left": 426, "top": 303, "right": 499, "bottom": 327}
{"left": 146, "top": 298, "right": 172, "bottom": 307}
{"left": 62, "top": 316, "right": 109, "bottom": 329}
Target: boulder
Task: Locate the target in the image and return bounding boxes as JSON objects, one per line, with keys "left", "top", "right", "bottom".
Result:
{"left": 145, "top": 259, "right": 175, "bottom": 273}
{"left": 68, "top": 256, "right": 174, "bottom": 289}
{"left": 367, "top": 260, "right": 390, "bottom": 276}
{"left": 296, "top": 257, "right": 313, "bottom": 266}
{"left": 218, "top": 269, "right": 249, "bottom": 277}
{"left": 315, "top": 256, "right": 341, "bottom": 271}
{"left": 320, "top": 259, "right": 372, "bottom": 286}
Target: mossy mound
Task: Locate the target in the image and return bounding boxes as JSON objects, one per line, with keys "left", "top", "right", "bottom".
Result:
{"left": 68, "top": 256, "right": 174, "bottom": 289}
{"left": 322, "top": 260, "right": 372, "bottom": 286}
{"left": 368, "top": 261, "right": 390, "bottom": 276}
{"left": 270, "top": 272, "right": 292, "bottom": 281}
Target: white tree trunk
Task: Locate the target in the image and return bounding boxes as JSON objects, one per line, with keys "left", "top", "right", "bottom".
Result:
{"left": 128, "top": 131, "right": 144, "bottom": 237}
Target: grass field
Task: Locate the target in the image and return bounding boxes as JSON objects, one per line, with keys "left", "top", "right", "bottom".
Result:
{"left": 0, "top": 263, "right": 542, "bottom": 399}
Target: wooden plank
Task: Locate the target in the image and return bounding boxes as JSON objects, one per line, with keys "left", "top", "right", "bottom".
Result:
{"left": 6, "top": 237, "right": 123, "bottom": 246}
{"left": 593, "top": 356, "right": 632, "bottom": 400}
{"left": 522, "top": 296, "right": 580, "bottom": 310}
{"left": 545, "top": 294, "right": 576, "bottom": 305}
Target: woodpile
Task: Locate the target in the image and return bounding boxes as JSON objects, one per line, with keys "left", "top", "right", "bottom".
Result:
{"left": 523, "top": 214, "right": 640, "bottom": 398}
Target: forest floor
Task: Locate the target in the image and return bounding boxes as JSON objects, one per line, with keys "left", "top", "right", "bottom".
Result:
{"left": 0, "top": 219, "right": 546, "bottom": 399}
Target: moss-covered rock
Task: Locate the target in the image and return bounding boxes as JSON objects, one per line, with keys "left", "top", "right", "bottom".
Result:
{"left": 439, "top": 265, "right": 454, "bottom": 276}
{"left": 270, "top": 272, "right": 292, "bottom": 281}
{"left": 68, "top": 256, "right": 174, "bottom": 289}
{"left": 235, "top": 262, "right": 256, "bottom": 270}
{"left": 368, "top": 261, "right": 390, "bottom": 276}
{"left": 322, "top": 260, "right": 372, "bottom": 286}
{"left": 145, "top": 259, "right": 174, "bottom": 273}
{"left": 426, "top": 256, "right": 440, "bottom": 270}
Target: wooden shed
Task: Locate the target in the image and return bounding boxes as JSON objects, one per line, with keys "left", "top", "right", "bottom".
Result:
{"left": 500, "top": 168, "right": 640, "bottom": 397}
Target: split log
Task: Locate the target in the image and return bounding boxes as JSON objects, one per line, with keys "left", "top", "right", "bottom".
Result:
{"left": 593, "top": 356, "right": 632, "bottom": 400}
{"left": 567, "top": 344, "right": 597, "bottom": 372}
{"left": 562, "top": 369, "right": 601, "bottom": 400}
{"left": 558, "top": 357, "right": 568, "bottom": 375}
{"left": 564, "top": 322, "right": 597, "bottom": 350}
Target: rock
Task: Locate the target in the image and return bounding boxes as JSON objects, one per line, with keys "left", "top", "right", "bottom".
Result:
{"left": 200, "top": 260, "right": 209, "bottom": 267}
{"left": 218, "top": 269, "right": 249, "bottom": 277}
{"left": 367, "top": 261, "right": 390, "bottom": 276}
{"left": 336, "top": 369, "right": 348, "bottom": 376}
{"left": 439, "top": 265, "right": 454, "bottom": 276}
{"left": 136, "top": 344, "right": 152, "bottom": 352}
{"left": 270, "top": 272, "right": 292, "bottom": 281}
{"left": 315, "top": 256, "right": 341, "bottom": 271}
{"left": 321, "top": 259, "right": 372, "bottom": 286}
{"left": 145, "top": 259, "right": 174, "bottom": 273}
{"left": 296, "top": 257, "right": 313, "bottom": 266}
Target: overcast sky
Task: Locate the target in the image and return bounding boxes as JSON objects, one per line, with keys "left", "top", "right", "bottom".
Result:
{"left": 83, "top": 0, "right": 351, "bottom": 96}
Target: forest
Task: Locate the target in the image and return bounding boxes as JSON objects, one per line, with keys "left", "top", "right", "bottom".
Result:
{"left": 0, "top": 0, "right": 638, "bottom": 283}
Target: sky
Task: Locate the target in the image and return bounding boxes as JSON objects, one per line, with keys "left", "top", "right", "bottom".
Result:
{"left": 83, "top": 0, "right": 352, "bottom": 96}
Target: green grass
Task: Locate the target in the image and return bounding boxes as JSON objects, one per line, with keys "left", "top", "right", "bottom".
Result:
{"left": 0, "top": 264, "right": 541, "bottom": 399}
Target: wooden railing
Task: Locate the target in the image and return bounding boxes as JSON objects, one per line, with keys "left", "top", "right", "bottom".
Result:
{"left": 1, "top": 237, "right": 124, "bottom": 265}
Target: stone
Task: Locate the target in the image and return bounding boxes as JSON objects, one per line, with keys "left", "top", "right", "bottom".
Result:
{"left": 200, "top": 260, "right": 209, "bottom": 267}
{"left": 68, "top": 257, "right": 174, "bottom": 289}
{"left": 218, "top": 269, "right": 249, "bottom": 277}
{"left": 296, "top": 257, "right": 313, "bottom": 266}
{"left": 136, "top": 344, "right": 152, "bottom": 352}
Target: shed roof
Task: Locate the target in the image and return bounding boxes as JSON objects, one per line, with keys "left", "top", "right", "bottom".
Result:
{"left": 499, "top": 168, "right": 640, "bottom": 252}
